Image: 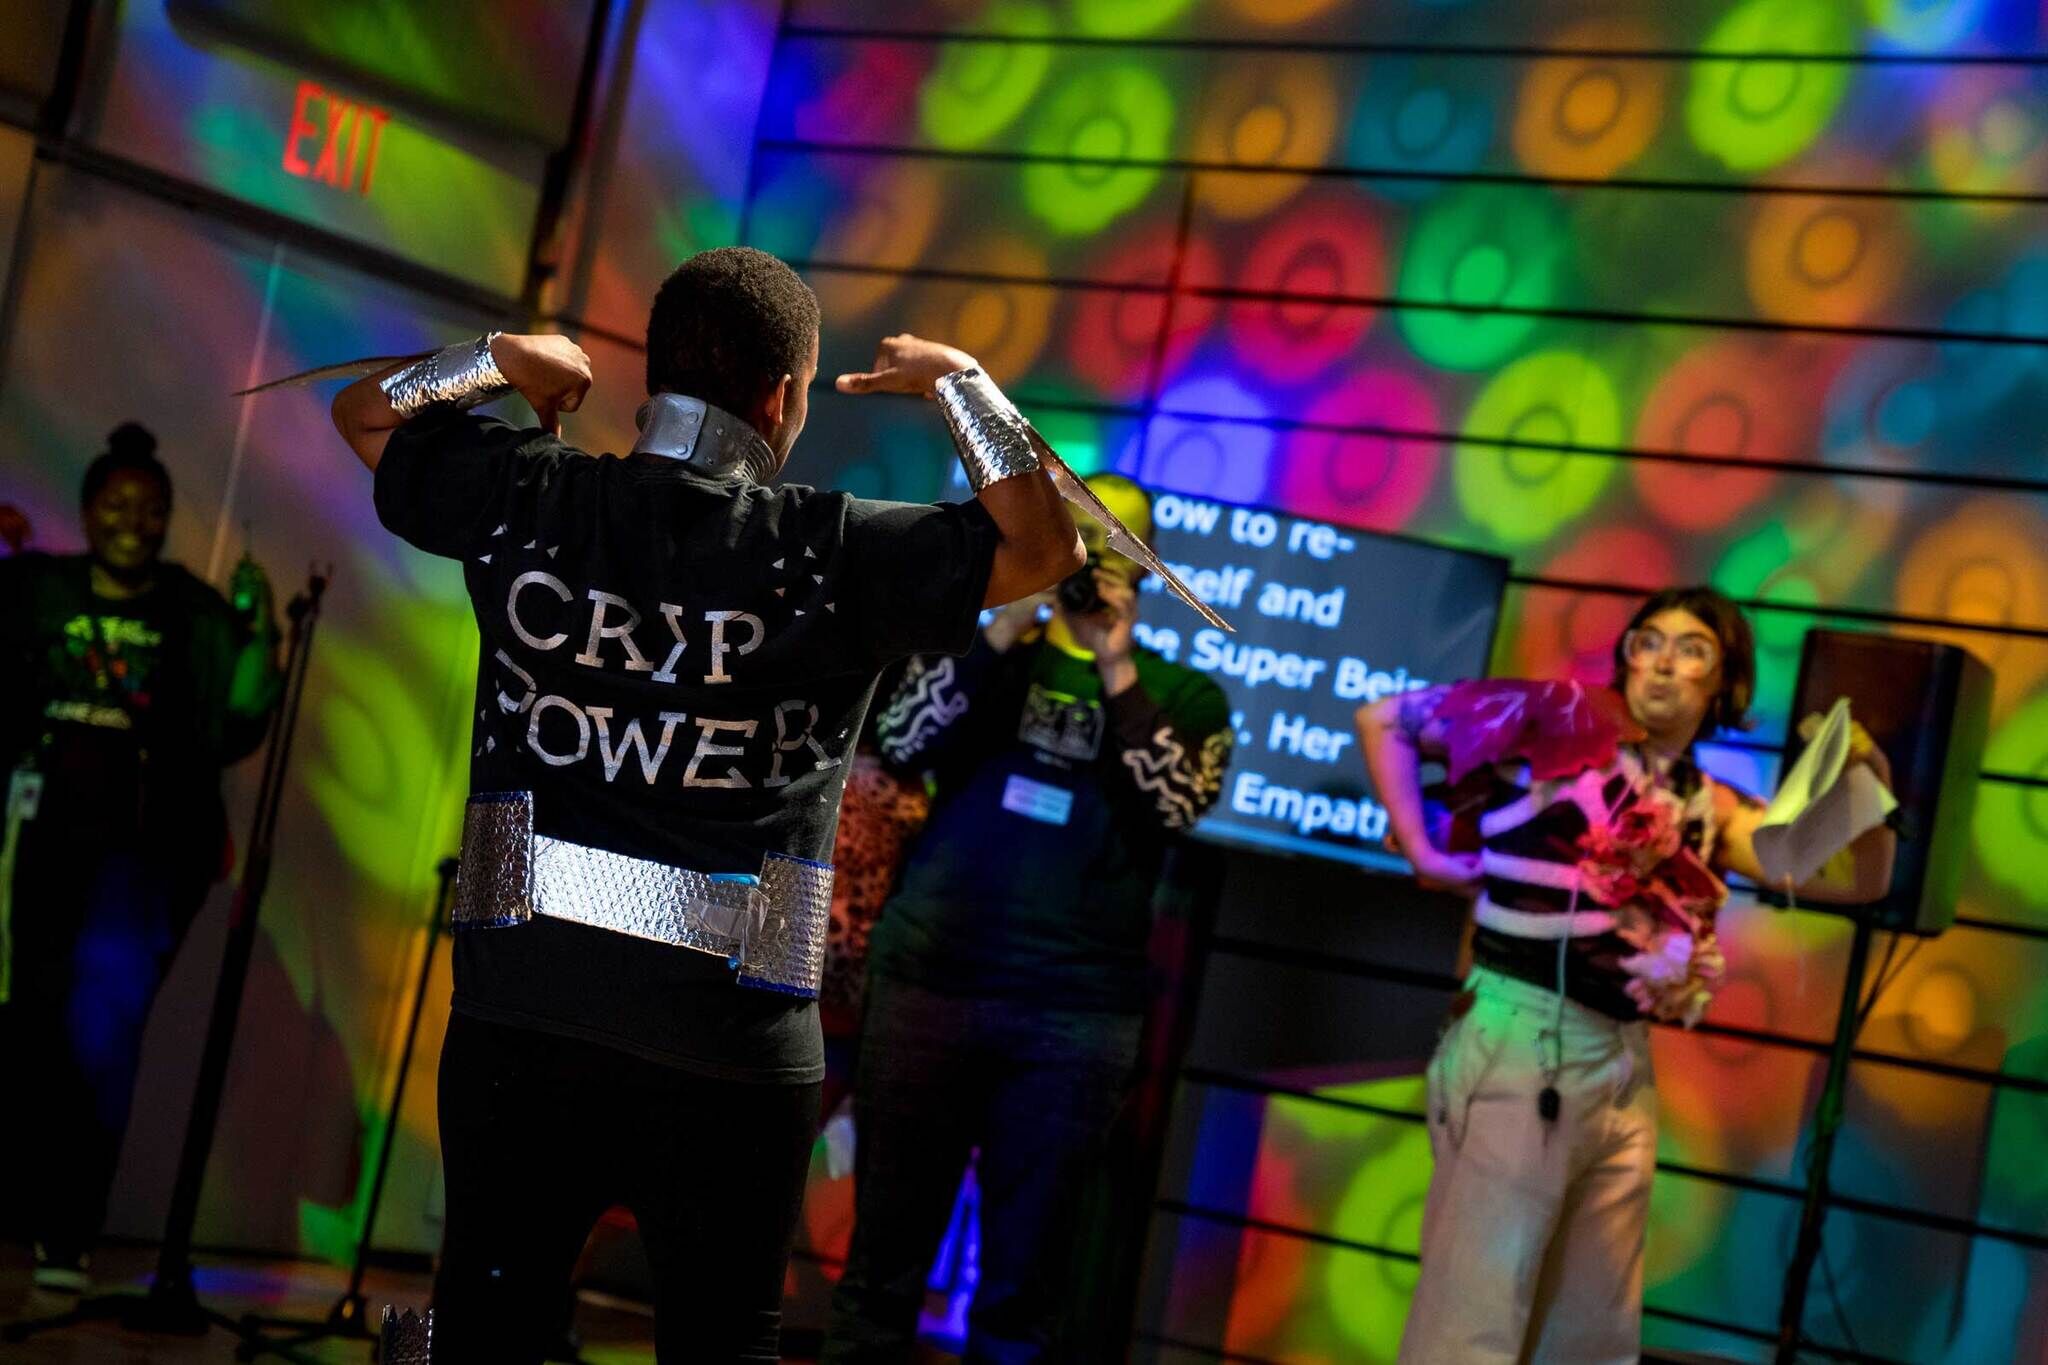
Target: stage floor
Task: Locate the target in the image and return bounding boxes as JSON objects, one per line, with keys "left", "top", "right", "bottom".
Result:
{"left": 0, "top": 1242, "right": 806, "bottom": 1363}
{"left": 0, "top": 1241, "right": 1760, "bottom": 1362}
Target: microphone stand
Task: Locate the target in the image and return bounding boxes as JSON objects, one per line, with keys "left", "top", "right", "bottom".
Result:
{"left": 4, "top": 569, "right": 327, "bottom": 1353}
{"left": 1774, "top": 905, "right": 1877, "bottom": 1362}
{"left": 238, "top": 856, "right": 459, "bottom": 1359}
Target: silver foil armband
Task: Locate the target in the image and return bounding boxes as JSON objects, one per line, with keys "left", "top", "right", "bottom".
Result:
{"left": 379, "top": 1306, "right": 432, "bottom": 1364}
{"left": 378, "top": 332, "right": 511, "bottom": 420}
{"left": 935, "top": 367, "right": 1039, "bottom": 492}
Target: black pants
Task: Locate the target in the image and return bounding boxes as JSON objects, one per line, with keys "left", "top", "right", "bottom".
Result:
{"left": 822, "top": 976, "right": 1141, "bottom": 1365}
{"left": 433, "top": 1012, "right": 819, "bottom": 1363}
{"left": 0, "top": 819, "right": 202, "bottom": 1258}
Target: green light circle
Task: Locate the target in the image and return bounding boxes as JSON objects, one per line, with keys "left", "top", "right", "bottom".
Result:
{"left": 1453, "top": 350, "right": 1619, "bottom": 545}
{"left": 1397, "top": 187, "right": 1564, "bottom": 370}
{"left": 1070, "top": 0, "right": 1197, "bottom": 36}
{"left": 1448, "top": 244, "right": 1511, "bottom": 305}
{"left": 1974, "top": 694, "right": 2048, "bottom": 907}
{"left": 1022, "top": 65, "right": 1175, "bottom": 235}
{"left": 1712, "top": 524, "right": 1819, "bottom": 658}
{"left": 1686, "top": 0, "right": 1853, "bottom": 172}
{"left": 1072, "top": 111, "right": 1132, "bottom": 161}
{"left": 1324, "top": 1124, "right": 1433, "bottom": 1350}
{"left": 917, "top": 2, "right": 1053, "bottom": 149}
{"left": 1032, "top": 408, "right": 1107, "bottom": 475}
{"left": 1730, "top": 61, "right": 1803, "bottom": 121}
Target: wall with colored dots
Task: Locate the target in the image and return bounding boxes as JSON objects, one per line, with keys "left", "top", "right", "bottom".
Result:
{"left": 2, "top": 1, "right": 2045, "bottom": 1357}
{"left": 722, "top": 2, "right": 2048, "bottom": 1359}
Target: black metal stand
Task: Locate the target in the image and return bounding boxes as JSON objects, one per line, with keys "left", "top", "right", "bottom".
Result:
{"left": 1774, "top": 906, "right": 1878, "bottom": 1364}
{"left": 4, "top": 571, "right": 327, "bottom": 1353}
{"left": 236, "top": 855, "right": 459, "bottom": 1361}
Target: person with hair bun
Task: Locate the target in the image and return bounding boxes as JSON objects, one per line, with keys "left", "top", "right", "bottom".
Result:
{"left": 0, "top": 422, "right": 280, "bottom": 1293}
{"left": 1356, "top": 586, "right": 1897, "bottom": 1365}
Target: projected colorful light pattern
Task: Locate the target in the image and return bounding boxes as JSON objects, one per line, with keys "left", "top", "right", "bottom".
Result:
{"left": 746, "top": 2, "right": 2048, "bottom": 1358}
{"left": 9, "top": 0, "right": 2044, "bottom": 1357}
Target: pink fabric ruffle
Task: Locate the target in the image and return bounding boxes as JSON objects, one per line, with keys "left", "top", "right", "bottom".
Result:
{"left": 1436, "top": 679, "right": 1646, "bottom": 785}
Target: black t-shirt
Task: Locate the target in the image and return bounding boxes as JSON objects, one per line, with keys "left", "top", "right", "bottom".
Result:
{"left": 868, "top": 636, "right": 1232, "bottom": 1012}
{"left": 0, "top": 553, "right": 262, "bottom": 856}
{"left": 373, "top": 411, "right": 997, "bottom": 1082}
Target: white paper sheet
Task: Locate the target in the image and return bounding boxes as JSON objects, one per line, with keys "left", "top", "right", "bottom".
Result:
{"left": 1752, "top": 697, "right": 1898, "bottom": 888}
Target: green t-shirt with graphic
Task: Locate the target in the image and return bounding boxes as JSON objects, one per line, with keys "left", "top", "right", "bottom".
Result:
{"left": 869, "top": 634, "right": 1232, "bottom": 1012}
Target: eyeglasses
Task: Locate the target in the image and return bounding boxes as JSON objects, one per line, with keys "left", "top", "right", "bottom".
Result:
{"left": 1623, "top": 628, "right": 1720, "bottom": 678}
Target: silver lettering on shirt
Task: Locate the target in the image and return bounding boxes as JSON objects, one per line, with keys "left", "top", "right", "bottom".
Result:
{"left": 508, "top": 571, "right": 573, "bottom": 651}
{"left": 765, "top": 699, "right": 838, "bottom": 788}
{"left": 702, "top": 610, "right": 764, "bottom": 685}
{"left": 682, "top": 716, "right": 759, "bottom": 787}
{"left": 493, "top": 649, "right": 537, "bottom": 714}
{"left": 576, "top": 590, "right": 656, "bottom": 672}
{"left": 651, "top": 603, "right": 689, "bottom": 683}
{"left": 586, "top": 706, "right": 686, "bottom": 783}
{"left": 527, "top": 693, "right": 591, "bottom": 766}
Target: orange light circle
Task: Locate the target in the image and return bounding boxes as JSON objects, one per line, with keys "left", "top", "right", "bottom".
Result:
{"left": 812, "top": 163, "right": 942, "bottom": 320}
{"left": 1901, "top": 967, "right": 1978, "bottom": 1057}
{"left": 1895, "top": 497, "right": 2048, "bottom": 714}
{"left": 1192, "top": 54, "right": 1341, "bottom": 219}
{"left": 1512, "top": 22, "right": 1667, "bottom": 179}
{"left": 1745, "top": 188, "right": 1907, "bottom": 328}
{"left": 907, "top": 236, "right": 1055, "bottom": 381}
{"left": 1221, "top": 0, "right": 1346, "bottom": 25}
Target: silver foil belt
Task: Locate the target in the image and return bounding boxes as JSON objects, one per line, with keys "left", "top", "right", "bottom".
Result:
{"left": 935, "top": 367, "right": 1039, "bottom": 492}
{"left": 378, "top": 332, "right": 511, "bottom": 420}
{"left": 379, "top": 1307, "right": 432, "bottom": 1365}
{"left": 451, "top": 791, "right": 832, "bottom": 997}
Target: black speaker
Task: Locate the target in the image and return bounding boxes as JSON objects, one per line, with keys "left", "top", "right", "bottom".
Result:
{"left": 1785, "top": 628, "right": 1992, "bottom": 935}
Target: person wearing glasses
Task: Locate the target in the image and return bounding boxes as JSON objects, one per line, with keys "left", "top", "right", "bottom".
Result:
{"left": 1356, "top": 586, "right": 1896, "bottom": 1365}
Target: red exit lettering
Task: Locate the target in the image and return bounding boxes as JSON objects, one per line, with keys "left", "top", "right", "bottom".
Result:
{"left": 282, "top": 80, "right": 390, "bottom": 196}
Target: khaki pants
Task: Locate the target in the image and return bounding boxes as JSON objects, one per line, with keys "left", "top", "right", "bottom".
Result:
{"left": 1398, "top": 967, "right": 1657, "bottom": 1365}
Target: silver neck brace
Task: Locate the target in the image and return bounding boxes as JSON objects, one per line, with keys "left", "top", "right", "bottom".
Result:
{"left": 631, "top": 392, "right": 778, "bottom": 481}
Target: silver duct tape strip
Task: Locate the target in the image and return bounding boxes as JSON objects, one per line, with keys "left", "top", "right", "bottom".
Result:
{"left": 379, "top": 1307, "right": 432, "bottom": 1365}
{"left": 450, "top": 792, "right": 832, "bottom": 996}
{"left": 935, "top": 367, "right": 1039, "bottom": 492}
{"left": 1028, "top": 428, "right": 1236, "bottom": 633}
{"left": 751, "top": 852, "right": 835, "bottom": 998}
{"left": 452, "top": 792, "right": 533, "bottom": 926}
{"left": 378, "top": 332, "right": 512, "bottom": 419}
{"left": 528, "top": 835, "right": 764, "bottom": 961}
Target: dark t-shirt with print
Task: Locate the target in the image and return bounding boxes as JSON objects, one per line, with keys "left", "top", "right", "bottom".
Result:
{"left": 373, "top": 411, "right": 997, "bottom": 1083}
{"left": 0, "top": 553, "right": 261, "bottom": 858}
{"left": 868, "top": 636, "right": 1232, "bottom": 1012}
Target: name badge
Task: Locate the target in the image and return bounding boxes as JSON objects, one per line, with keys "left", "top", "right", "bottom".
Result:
{"left": 7, "top": 770, "right": 41, "bottom": 820}
{"left": 1001, "top": 773, "right": 1073, "bottom": 826}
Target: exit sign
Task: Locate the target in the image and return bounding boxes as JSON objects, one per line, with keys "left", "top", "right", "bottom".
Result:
{"left": 282, "top": 80, "right": 389, "bottom": 196}
{"left": 96, "top": 0, "right": 543, "bottom": 293}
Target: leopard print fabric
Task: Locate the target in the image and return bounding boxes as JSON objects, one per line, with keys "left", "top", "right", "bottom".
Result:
{"left": 820, "top": 753, "right": 930, "bottom": 1032}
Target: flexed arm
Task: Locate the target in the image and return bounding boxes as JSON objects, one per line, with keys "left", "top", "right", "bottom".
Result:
{"left": 331, "top": 332, "right": 592, "bottom": 470}
{"left": 836, "top": 334, "right": 1083, "bottom": 607}
{"left": 1357, "top": 686, "right": 1483, "bottom": 895}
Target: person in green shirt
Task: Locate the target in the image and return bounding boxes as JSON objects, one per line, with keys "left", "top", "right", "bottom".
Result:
{"left": 0, "top": 423, "right": 280, "bottom": 1292}
{"left": 826, "top": 474, "right": 1233, "bottom": 1363}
